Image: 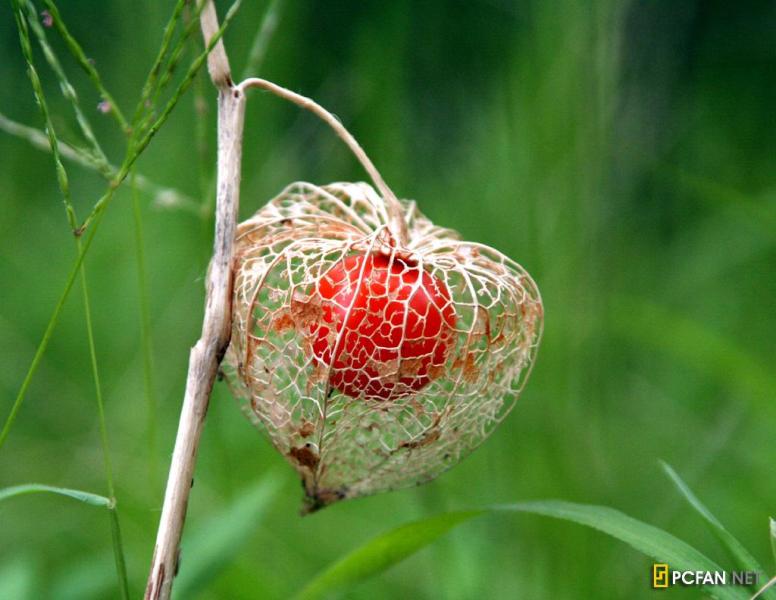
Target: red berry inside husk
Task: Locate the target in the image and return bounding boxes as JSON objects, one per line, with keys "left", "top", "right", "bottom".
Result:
{"left": 310, "top": 252, "right": 456, "bottom": 401}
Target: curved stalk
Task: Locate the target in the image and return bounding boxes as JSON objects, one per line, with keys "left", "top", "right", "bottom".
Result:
{"left": 238, "top": 77, "right": 409, "bottom": 246}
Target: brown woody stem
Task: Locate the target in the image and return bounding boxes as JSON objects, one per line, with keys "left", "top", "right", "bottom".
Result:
{"left": 239, "top": 77, "right": 409, "bottom": 246}
{"left": 144, "top": 2, "right": 243, "bottom": 598}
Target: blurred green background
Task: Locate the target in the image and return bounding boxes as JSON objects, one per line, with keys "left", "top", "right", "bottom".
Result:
{"left": 1, "top": 0, "right": 774, "bottom": 598}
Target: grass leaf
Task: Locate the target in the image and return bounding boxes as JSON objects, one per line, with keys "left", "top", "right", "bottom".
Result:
{"left": 611, "top": 297, "right": 775, "bottom": 405}
{"left": 755, "top": 576, "right": 776, "bottom": 600}
{"left": 0, "top": 483, "right": 112, "bottom": 507}
{"left": 172, "top": 472, "right": 284, "bottom": 598}
{"left": 660, "top": 461, "right": 773, "bottom": 598}
{"left": 131, "top": 172, "right": 159, "bottom": 484}
{"left": 494, "top": 501, "right": 749, "bottom": 600}
{"left": 293, "top": 510, "right": 484, "bottom": 600}
{"left": 296, "top": 500, "right": 752, "bottom": 600}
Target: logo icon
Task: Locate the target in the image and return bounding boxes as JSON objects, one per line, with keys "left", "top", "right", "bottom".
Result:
{"left": 653, "top": 563, "right": 669, "bottom": 588}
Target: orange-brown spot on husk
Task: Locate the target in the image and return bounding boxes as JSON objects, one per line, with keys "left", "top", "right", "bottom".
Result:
{"left": 289, "top": 445, "right": 319, "bottom": 469}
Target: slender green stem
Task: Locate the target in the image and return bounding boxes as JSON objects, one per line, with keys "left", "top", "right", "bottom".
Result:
{"left": 186, "top": 5, "right": 215, "bottom": 249}
{"left": 12, "top": 0, "right": 76, "bottom": 228}
{"left": 76, "top": 251, "right": 113, "bottom": 490}
{"left": 0, "top": 110, "right": 202, "bottom": 214}
{"left": 76, "top": 239, "right": 130, "bottom": 599}
{"left": 193, "top": 62, "right": 211, "bottom": 208}
{"left": 78, "top": 0, "right": 243, "bottom": 234}
{"left": 108, "top": 498, "right": 131, "bottom": 599}
{"left": 131, "top": 171, "right": 159, "bottom": 482}
{"left": 11, "top": 6, "right": 129, "bottom": 594}
{"left": 151, "top": 3, "right": 207, "bottom": 104}
{"left": 0, "top": 203, "right": 105, "bottom": 452}
{"left": 3, "top": 0, "right": 246, "bottom": 443}
{"left": 130, "top": 0, "right": 188, "bottom": 128}
{"left": 6, "top": 0, "right": 241, "bottom": 441}
{"left": 40, "top": 0, "right": 128, "bottom": 131}
{"left": 131, "top": 0, "right": 207, "bottom": 151}
{"left": 25, "top": 0, "right": 110, "bottom": 171}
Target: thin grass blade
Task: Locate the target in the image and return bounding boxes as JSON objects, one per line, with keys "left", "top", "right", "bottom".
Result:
{"left": 295, "top": 501, "right": 750, "bottom": 600}
{"left": 172, "top": 473, "right": 284, "bottom": 598}
{"left": 293, "top": 510, "right": 483, "bottom": 600}
{"left": 240, "top": 0, "right": 284, "bottom": 80}
{"left": 660, "top": 460, "right": 771, "bottom": 599}
{"left": 0, "top": 483, "right": 111, "bottom": 507}
{"left": 492, "top": 501, "right": 749, "bottom": 600}
{"left": 611, "top": 297, "right": 775, "bottom": 405}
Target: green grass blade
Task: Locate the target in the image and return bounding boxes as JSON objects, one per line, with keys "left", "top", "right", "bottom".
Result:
{"left": 0, "top": 483, "right": 111, "bottom": 507}
{"left": 148, "top": 2, "right": 207, "bottom": 107}
{"left": 106, "top": 506, "right": 130, "bottom": 600}
{"left": 2, "top": 0, "right": 228, "bottom": 452}
{"left": 660, "top": 461, "right": 771, "bottom": 598}
{"left": 76, "top": 245, "right": 130, "bottom": 600}
{"left": 132, "top": 0, "right": 208, "bottom": 144}
{"left": 295, "top": 500, "right": 751, "bottom": 600}
{"left": 0, "top": 481, "right": 127, "bottom": 597}
{"left": 10, "top": 12, "right": 128, "bottom": 594}
{"left": 76, "top": 251, "right": 112, "bottom": 490}
{"left": 611, "top": 297, "right": 775, "bottom": 403}
{"left": 0, "top": 110, "right": 104, "bottom": 173}
{"left": 0, "top": 200, "right": 107, "bottom": 452}
{"left": 78, "top": 0, "right": 243, "bottom": 234}
{"left": 12, "top": 0, "right": 77, "bottom": 229}
{"left": 131, "top": 172, "right": 159, "bottom": 483}
{"left": 493, "top": 501, "right": 749, "bottom": 600}
{"left": 755, "top": 577, "right": 776, "bottom": 600}
{"left": 240, "top": 0, "right": 284, "bottom": 80}
{"left": 2, "top": 0, "right": 92, "bottom": 451}
{"left": 172, "top": 473, "right": 284, "bottom": 598}
{"left": 130, "top": 0, "right": 187, "bottom": 127}
{"left": 293, "top": 510, "right": 484, "bottom": 600}
{"left": 0, "top": 110, "right": 199, "bottom": 210}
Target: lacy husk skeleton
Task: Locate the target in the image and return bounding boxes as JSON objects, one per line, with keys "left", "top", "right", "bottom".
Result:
{"left": 225, "top": 182, "right": 542, "bottom": 511}
{"left": 146, "top": 2, "right": 542, "bottom": 597}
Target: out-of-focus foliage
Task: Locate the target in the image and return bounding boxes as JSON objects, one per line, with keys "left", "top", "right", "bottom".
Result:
{"left": 0, "top": 0, "right": 773, "bottom": 598}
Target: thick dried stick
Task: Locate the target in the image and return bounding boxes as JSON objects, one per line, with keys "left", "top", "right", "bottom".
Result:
{"left": 144, "top": 2, "right": 243, "bottom": 599}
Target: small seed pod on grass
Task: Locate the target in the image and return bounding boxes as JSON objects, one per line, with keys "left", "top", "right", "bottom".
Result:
{"left": 224, "top": 181, "right": 543, "bottom": 512}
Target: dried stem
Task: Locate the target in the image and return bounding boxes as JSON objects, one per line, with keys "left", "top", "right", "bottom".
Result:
{"left": 144, "top": 2, "right": 243, "bottom": 599}
{"left": 239, "top": 77, "right": 409, "bottom": 246}
{"left": 146, "top": 1, "right": 411, "bottom": 595}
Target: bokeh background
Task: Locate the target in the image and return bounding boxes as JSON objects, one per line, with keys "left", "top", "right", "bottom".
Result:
{"left": 1, "top": 0, "right": 774, "bottom": 598}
